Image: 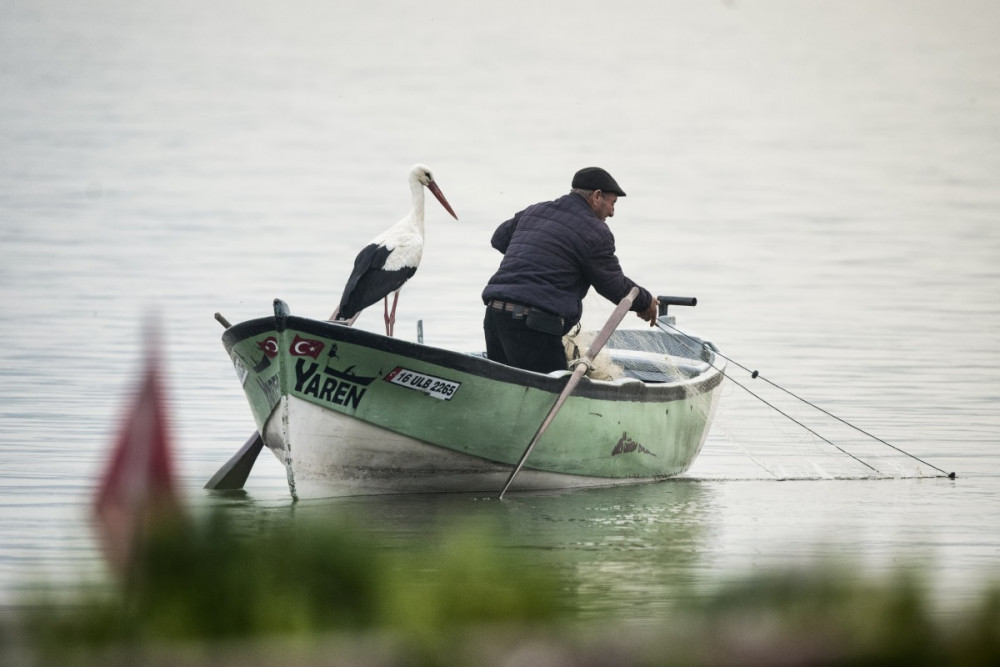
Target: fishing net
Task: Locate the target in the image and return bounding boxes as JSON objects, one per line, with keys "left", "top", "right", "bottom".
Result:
{"left": 562, "top": 327, "right": 624, "bottom": 381}
{"left": 656, "top": 332, "right": 951, "bottom": 482}
{"left": 696, "top": 374, "right": 946, "bottom": 481}
{"left": 564, "top": 327, "right": 713, "bottom": 383}
{"left": 575, "top": 296, "right": 950, "bottom": 481}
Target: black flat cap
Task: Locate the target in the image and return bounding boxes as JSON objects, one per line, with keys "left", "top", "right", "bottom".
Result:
{"left": 572, "top": 167, "right": 626, "bottom": 196}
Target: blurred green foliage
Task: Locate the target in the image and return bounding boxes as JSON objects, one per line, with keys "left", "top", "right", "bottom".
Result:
{"left": 4, "top": 510, "right": 999, "bottom": 665}
{"left": 18, "top": 510, "right": 564, "bottom": 644}
{"left": 684, "top": 565, "right": 1000, "bottom": 665}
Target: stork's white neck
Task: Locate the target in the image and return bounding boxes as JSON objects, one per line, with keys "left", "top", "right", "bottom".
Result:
{"left": 408, "top": 171, "right": 426, "bottom": 232}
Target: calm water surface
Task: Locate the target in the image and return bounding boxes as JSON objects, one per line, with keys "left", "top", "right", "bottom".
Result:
{"left": 1, "top": 0, "right": 998, "bottom": 616}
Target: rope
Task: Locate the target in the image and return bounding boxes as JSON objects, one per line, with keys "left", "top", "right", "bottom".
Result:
{"left": 655, "top": 320, "right": 955, "bottom": 479}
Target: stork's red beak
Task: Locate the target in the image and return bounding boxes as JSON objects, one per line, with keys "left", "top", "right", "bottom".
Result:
{"left": 427, "top": 181, "right": 458, "bottom": 220}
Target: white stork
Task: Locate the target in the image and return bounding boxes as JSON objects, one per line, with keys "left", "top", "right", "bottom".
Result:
{"left": 330, "top": 164, "right": 458, "bottom": 336}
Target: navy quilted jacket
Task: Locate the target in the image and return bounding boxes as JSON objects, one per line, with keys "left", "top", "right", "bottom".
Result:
{"left": 482, "top": 192, "right": 653, "bottom": 333}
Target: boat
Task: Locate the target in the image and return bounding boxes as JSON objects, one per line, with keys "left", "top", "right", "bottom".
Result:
{"left": 221, "top": 298, "right": 726, "bottom": 499}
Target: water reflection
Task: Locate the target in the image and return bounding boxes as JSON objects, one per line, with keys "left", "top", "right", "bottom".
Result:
{"left": 205, "top": 481, "right": 714, "bottom": 621}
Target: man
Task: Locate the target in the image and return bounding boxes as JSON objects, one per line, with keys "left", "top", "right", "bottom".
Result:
{"left": 482, "top": 167, "right": 659, "bottom": 373}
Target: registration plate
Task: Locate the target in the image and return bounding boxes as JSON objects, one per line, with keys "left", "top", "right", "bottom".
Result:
{"left": 384, "top": 366, "right": 461, "bottom": 401}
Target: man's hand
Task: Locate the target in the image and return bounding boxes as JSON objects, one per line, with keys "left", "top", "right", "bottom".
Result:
{"left": 637, "top": 297, "right": 659, "bottom": 327}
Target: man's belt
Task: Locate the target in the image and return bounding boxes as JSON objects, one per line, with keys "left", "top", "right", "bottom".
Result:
{"left": 487, "top": 300, "right": 564, "bottom": 333}
{"left": 488, "top": 299, "right": 528, "bottom": 313}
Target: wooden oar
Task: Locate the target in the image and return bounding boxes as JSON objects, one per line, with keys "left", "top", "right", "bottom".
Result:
{"left": 498, "top": 287, "right": 640, "bottom": 500}
{"left": 204, "top": 311, "right": 265, "bottom": 491}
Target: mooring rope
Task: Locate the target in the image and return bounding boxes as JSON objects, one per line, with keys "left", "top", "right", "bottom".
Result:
{"left": 655, "top": 320, "right": 956, "bottom": 479}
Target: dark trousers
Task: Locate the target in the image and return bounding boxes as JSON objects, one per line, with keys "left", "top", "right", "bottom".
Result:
{"left": 483, "top": 306, "right": 567, "bottom": 374}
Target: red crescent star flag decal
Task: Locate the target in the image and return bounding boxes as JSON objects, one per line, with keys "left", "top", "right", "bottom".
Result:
{"left": 257, "top": 336, "right": 279, "bottom": 358}
{"left": 290, "top": 335, "right": 324, "bottom": 358}
{"left": 93, "top": 325, "right": 182, "bottom": 575}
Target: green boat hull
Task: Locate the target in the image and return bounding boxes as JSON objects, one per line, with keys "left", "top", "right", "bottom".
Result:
{"left": 222, "top": 300, "right": 725, "bottom": 498}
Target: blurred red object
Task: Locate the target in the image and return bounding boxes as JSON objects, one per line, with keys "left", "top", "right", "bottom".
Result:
{"left": 93, "top": 332, "right": 181, "bottom": 575}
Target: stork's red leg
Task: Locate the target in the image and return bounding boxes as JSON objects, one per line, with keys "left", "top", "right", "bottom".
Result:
{"left": 386, "top": 291, "right": 400, "bottom": 337}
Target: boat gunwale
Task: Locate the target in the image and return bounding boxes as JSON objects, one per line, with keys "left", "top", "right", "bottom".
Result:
{"left": 222, "top": 314, "right": 725, "bottom": 403}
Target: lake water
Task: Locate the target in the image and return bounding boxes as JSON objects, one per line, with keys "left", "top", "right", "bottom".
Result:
{"left": 1, "top": 0, "right": 998, "bottom": 618}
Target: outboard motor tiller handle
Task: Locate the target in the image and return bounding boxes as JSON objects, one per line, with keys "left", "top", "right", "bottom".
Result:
{"left": 656, "top": 295, "right": 697, "bottom": 318}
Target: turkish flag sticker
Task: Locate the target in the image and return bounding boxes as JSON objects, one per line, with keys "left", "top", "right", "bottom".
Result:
{"left": 257, "top": 336, "right": 279, "bottom": 358}
{"left": 289, "top": 335, "right": 324, "bottom": 358}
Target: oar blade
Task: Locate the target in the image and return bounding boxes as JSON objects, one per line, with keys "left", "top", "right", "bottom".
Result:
{"left": 204, "top": 432, "right": 265, "bottom": 490}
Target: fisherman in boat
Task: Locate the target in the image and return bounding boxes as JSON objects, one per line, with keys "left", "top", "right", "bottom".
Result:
{"left": 482, "top": 167, "right": 659, "bottom": 373}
